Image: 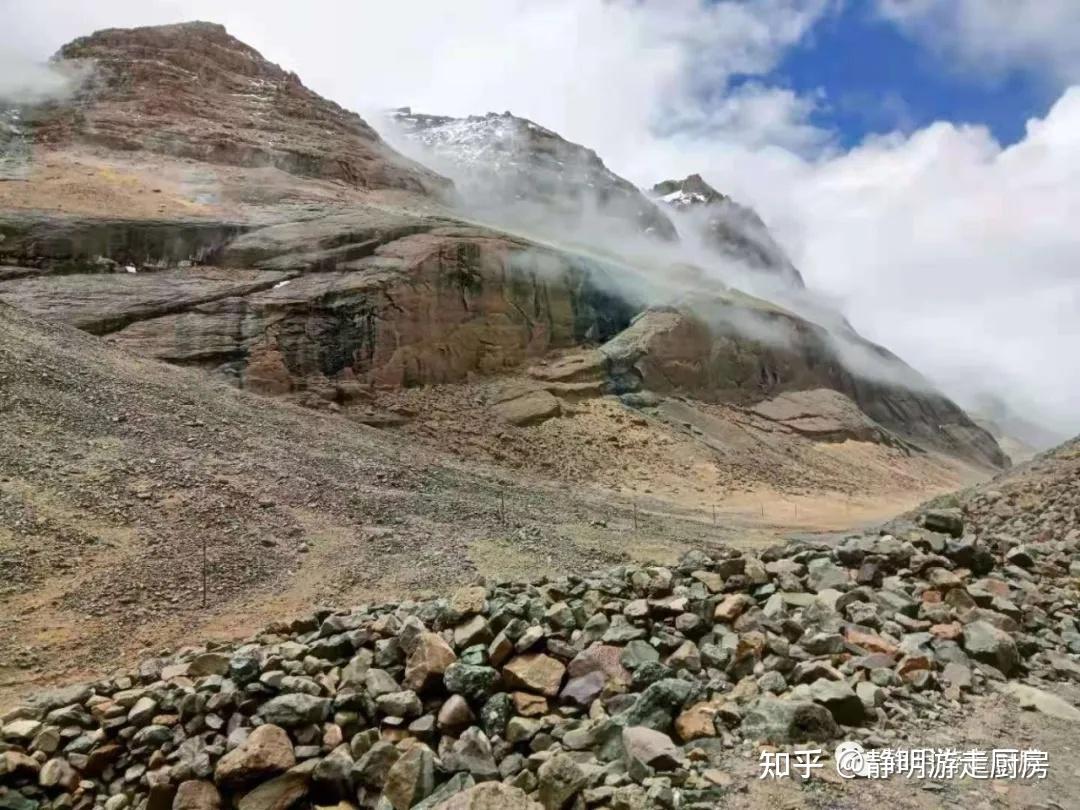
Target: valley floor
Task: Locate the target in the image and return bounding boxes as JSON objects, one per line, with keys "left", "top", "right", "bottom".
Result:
{"left": 0, "top": 342, "right": 988, "bottom": 710}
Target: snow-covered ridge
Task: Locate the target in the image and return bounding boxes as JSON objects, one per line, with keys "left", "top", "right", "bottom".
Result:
{"left": 388, "top": 108, "right": 677, "bottom": 240}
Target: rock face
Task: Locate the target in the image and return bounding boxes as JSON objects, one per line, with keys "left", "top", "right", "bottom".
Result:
{"left": 3, "top": 502, "right": 1077, "bottom": 809}
{"left": 652, "top": 174, "right": 804, "bottom": 288}
{"left": 554, "top": 306, "right": 1006, "bottom": 468}
{"left": 0, "top": 211, "right": 636, "bottom": 393}
{"left": 36, "top": 22, "right": 449, "bottom": 195}
{"left": 389, "top": 108, "right": 677, "bottom": 240}
{"left": 0, "top": 22, "right": 1006, "bottom": 474}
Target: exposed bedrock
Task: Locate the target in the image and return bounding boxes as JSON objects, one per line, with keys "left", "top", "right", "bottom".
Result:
{"left": 0, "top": 207, "right": 1005, "bottom": 469}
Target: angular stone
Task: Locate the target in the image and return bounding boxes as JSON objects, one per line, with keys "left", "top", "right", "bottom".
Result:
{"left": 844, "top": 626, "right": 897, "bottom": 656}
{"left": 808, "top": 680, "right": 865, "bottom": 726}
{"left": 173, "top": 780, "right": 222, "bottom": 810}
{"left": 454, "top": 615, "right": 493, "bottom": 649}
{"left": 446, "top": 727, "right": 499, "bottom": 780}
{"left": 511, "top": 691, "right": 548, "bottom": 717}
{"left": 310, "top": 748, "right": 353, "bottom": 804}
{"left": 444, "top": 663, "right": 500, "bottom": 701}
{"left": 560, "top": 671, "right": 606, "bottom": 708}
{"left": 236, "top": 766, "right": 309, "bottom": 810}
{"left": 494, "top": 390, "right": 561, "bottom": 426}
{"left": 622, "top": 726, "right": 679, "bottom": 771}
{"left": 405, "top": 633, "right": 458, "bottom": 692}
{"left": 923, "top": 509, "right": 964, "bottom": 537}
{"left": 376, "top": 690, "right": 422, "bottom": 719}
{"left": 214, "top": 724, "right": 296, "bottom": 791}
{"left": 430, "top": 782, "right": 543, "bottom": 810}
{"left": 353, "top": 741, "right": 401, "bottom": 789}
{"left": 741, "top": 698, "right": 839, "bottom": 743}
{"left": 450, "top": 586, "right": 488, "bottom": 617}
{"left": 384, "top": 744, "right": 435, "bottom": 810}
{"left": 38, "top": 758, "right": 79, "bottom": 791}
{"left": 674, "top": 701, "right": 722, "bottom": 742}
{"left": 806, "top": 559, "right": 848, "bottom": 592}
{"left": 503, "top": 654, "right": 566, "bottom": 697}
{"left": 259, "top": 695, "right": 330, "bottom": 728}
{"left": 567, "top": 644, "right": 631, "bottom": 685}
{"left": 437, "top": 695, "right": 475, "bottom": 732}
{"left": 713, "top": 594, "right": 754, "bottom": 622}
{"left": 537, "top": 753, "right": 587, "bottom": 810}
{"left": 189, "top": 652, "right": 231, "bottom": 677}
{"left": 962, "top": 621, "right": 1019, "bottom": 675}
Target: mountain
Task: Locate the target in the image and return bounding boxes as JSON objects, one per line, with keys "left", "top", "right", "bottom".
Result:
{"left": 0, "top": 21, "right": 1074, "bottom": 810}
{"left": 651, "top": 173, "right": 805, "bottom": 288}
{"left": 0, "top": 23, "right": 1005, "bottom": 477}
{"left": 34, "top": 22, "right": 448, "bottom": 195}
{"left": 389, "top": 108, "right": 677, "bottom": 239}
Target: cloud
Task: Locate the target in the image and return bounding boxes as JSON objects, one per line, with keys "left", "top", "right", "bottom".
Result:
{"left": 877, "top": 0, "right": 1080, "bottom": 84}
{"left": 0, "top": 55, "right": 87, "bottom": 105}
{"left": 2, "top": 0, "right": 1078, "bottom": 437}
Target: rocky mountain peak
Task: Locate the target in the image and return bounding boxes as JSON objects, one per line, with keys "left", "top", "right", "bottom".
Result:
{"left": 33, "top": 22, "right": 449, "bottom": 195}
{"left": 389, "top": 107, "right": 677, "bottom": 240}
{"left": 651, "top": 174, "right": 805, "bottom": 289}
{"left": 652, "top": 173, "right": 727, "bottom": 207}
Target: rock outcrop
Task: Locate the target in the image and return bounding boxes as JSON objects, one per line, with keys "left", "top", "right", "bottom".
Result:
{"left": 0, "top": 22, "right": 1006, "bottom": 472}
{"left": 33, "top": 22, "right": 449, "bottom": 195}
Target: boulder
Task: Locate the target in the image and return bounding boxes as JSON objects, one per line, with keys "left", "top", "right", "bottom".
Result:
{"left": 502, "top": 654, "right": 566, "bottom": 697}
{"left": 741, "top": 698, "right": 839, "bottom": 743}
{"left": 405, "top": 633, "right": 458, "bottom": 692}
{"left": 214, "top": 724, "right": 295, "bottom": 790}
{"left": 962, "top": 621, "right": 1019, "bottom": 675}
{"left": 536, "top": 753, "right": 587, "bottom": 810}
{"left": 173, "top": 781, "right": 222, "bottom": 810}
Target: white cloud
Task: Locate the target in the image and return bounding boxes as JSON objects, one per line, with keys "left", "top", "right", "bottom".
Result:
{"left": 3, "top": 0, "right": 1078, "bottom": 437}
{"left": 877, "top": 0, "right": 1080, "bottom": 83}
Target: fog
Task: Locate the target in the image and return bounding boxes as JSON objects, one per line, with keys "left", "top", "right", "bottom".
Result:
{"left": 2, "top": 0, "right": 1078, "bottom": 439}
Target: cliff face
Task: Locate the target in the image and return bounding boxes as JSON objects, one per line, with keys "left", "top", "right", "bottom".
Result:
{"left": 0, "top": 22, "right": 1007, "bottom": 471}
{"left": 36, "top": 22, "right": 449, "bottom": 195}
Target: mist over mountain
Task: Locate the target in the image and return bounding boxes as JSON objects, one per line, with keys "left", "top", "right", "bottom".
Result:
{"left": 2, "top": 18, "right": 1079, "bottom": 810}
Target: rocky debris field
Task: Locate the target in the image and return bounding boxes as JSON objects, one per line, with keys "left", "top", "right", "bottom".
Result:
{"left": 2, "top": 505, "right": 1078, "bottom": 810}
{"left": 956, "top": 437, "right": 1079, "bottom": 545}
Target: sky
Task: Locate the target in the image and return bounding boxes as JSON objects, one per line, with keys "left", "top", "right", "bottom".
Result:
{"left": 2, "top": 0, "right": 1079, "bottom": 438}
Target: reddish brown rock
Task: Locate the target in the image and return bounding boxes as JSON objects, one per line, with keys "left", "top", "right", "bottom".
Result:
{"left": 502, "top": 654, "right": 566, "bottom": 697}
{"left": 404, "top": 633, "right": 458, "bottom": 692}
{"left": 214, "top": 724, "right": 295, "bottom": 791}
{"left": 844, "top": 627, "right": 898, "bottom": 656}
{"left": 674, "top": 701, "right": 723, "bottom": 742}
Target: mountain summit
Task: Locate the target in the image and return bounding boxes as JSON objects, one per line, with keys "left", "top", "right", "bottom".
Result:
{"left": 389, "top": 108, "right": 677, "bottom": 239}
{"left": 652, "top": 174, "right": 805, "bottom": 288}
{"left": 37, "top": 22, "right": 448, "bottom": 195}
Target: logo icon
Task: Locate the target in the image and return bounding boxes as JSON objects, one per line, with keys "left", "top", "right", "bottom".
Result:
{"left": 834, "top": 741, "right": 869, "bottom": 779}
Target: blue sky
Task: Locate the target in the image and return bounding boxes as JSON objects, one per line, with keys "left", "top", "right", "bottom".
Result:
{"left": 736, "top": 2, "right": 1060, "bottom": 148}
